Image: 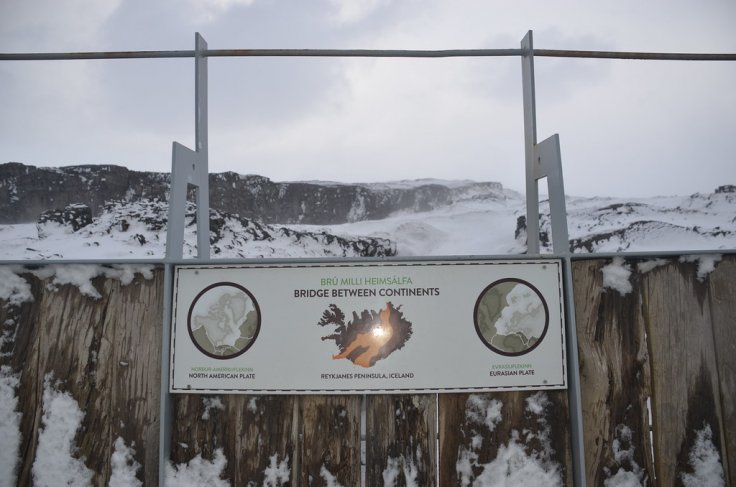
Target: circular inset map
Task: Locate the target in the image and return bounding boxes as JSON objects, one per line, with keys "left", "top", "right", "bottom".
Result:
{"left": 187, "top": 282, "right": 260, "bottom": 359}
{"left": 474, "top": 278, "right": 549, "bottom": 356}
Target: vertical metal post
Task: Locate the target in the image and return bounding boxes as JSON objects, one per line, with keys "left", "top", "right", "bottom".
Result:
{"left": 521, "top": 31, "right": 584, "bottom": 486}
{"left": 563, "top": 256, "right": 587, "bottom": 487}
{"left": 160, "top": 32, "right": 211, "bottom": 485}
{"left": 158, "top": 263, "right": 174, "bottom": 486}
{"left": 164, "top": 34, "right": 210, "bottom": 261}
{"left": 521, "top": 30, "right": 540, "bottom": 255}
{"left": 195, "top": 33, "right": 210, "bottom": 259}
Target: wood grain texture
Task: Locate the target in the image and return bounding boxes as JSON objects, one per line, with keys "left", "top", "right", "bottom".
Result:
{"left": 707, "top": 255, "right": 736, "bottom": 486}
{"left": 439, "top": 391, "right": 571, "bottom": 486}
{"left": 572, "top": 259, "right": 654, "bottom": 486}
{"left": 0, "top": 272, "right": 45, "bottom": 487}
{"left": 365, "top": 394, "right": 437, "bottom": 486}
{"left": 171, "top": 395, "right": 360, "bottom": 485}
{"left": 107, "top": 272, "right": 164, "bottom": 484}
{"left": 640, "top": 258, "right": 729, "bottom": 486}
{"left": 299, "top": 395, "right": 362, "bottom": 486}
{"left": 171, "top": 395, "right": 298, "bottom": 484}
{"left": 0, "top": 267, "right": 163, "bottom": 486}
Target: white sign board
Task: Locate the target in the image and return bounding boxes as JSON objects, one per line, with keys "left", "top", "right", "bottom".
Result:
{"left": 170, "top": 259, "right": 567, "bottom": 394}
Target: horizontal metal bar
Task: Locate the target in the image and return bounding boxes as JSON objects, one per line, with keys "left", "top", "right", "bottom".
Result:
{"left": 1, "top": 48, "right": 735, "bottom": 62}
{"left": 535, "top": 49, "right": 736, "bottom": 61}
{"left": 145, "top": 254, "right": 548, "bottom": 266}
{"left": 0, "top": 254, "right": 553, "bottom": 267}
{"left": 0, "top": 259, "right": 165, "bottom": 266}
{"left": 0, "top": 50, "right": 196, "bottom": 61}
{"left": 569, "top": 248, "right": 736, "bottom": 260}
{"left": 206, "top": 48, "right": 523, "bottom": 58}
{"left": 1, "top": 249, "right": 732, "bottom": 268}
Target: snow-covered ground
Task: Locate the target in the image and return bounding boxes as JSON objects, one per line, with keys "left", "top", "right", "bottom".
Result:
{"left": 0, "top": 183, "right": 733, "bottom": 260}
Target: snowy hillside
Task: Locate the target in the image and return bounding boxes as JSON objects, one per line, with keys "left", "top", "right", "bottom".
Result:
{"left": 0, "top": 200, "right": 395, "bottom": 260}
{"left": 0, "top": 178, "right": 734, "bottom": 260}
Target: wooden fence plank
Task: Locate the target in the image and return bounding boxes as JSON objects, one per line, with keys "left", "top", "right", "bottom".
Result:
{"left": 171, "top": 395, "right": 298, "bottom": 484}
{"left": 37, "top": 278, "right": 116, "bottom": 485}
{"left": 572, "top": 259, "right": 654, "bottom": 486}
{"left": 640, "top": 258, "right": 729, "bottom": 486}
{"left": 1, "top": 273, "right": 45, "bottom": 486}
{"left": 299, "top": 395, "right": 362, "bottom": 486}
{"left": 171, "top": 396, "right": 361, "bottom": 485}
{"left": 108, "top": 271, "right": 164, "bottom": 485}
{"left": 708, "top": 255, "right": 736, "bottom": 485}
{"left": 0, "top": 268, "right": 163, "bottom": 486}
{"left": 365, "top": 394, "right": 437, "bottom": 486}
{"left": 439, "top": 391, "right": 571, "bottom": 486}
{"left": 437, "top": 393, "right": 466, "bottom": 485}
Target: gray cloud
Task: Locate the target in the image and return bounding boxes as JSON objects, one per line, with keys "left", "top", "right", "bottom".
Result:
{"left": 1, "top": 0, "right": 734, "bottom": 197}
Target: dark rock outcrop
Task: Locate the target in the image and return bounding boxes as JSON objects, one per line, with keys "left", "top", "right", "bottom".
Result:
{"left": 37, "top": 204, "right": 93, "bottom": 238}
{"left": 0, "top": 163, "right": 168, "bottom": 223}
{"left": 0, "top": 162, "right": 506, "bottom": 225}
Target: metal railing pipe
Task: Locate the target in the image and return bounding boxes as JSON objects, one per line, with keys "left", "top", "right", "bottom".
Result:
{"left": 2, "top": 48, "right": 735, "bottom": 62}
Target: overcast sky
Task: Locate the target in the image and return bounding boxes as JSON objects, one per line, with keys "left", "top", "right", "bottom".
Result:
{"left": 1, "top": 0, "right": 734, "bottom": 197}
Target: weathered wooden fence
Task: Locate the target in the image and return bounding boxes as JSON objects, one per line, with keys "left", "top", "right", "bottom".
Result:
{"left": 574, "top": 255, "right": 735, "bottom": 487}
{"left": 0, "top": 255, "right": 733, "bottom": 485}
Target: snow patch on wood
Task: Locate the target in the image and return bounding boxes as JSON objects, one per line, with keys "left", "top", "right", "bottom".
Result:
{"left": 465, "top": 394, "right": 503, "bottom": 433}
{"left": 601, "top": 257, "right": 633, "bottom": 296}
{"left": 166, "top": 448, "right": 230, "bottom": 487}
{"left": 0, "top": 266, "right": 33, "bottom": 306}
{"left": 32, "top": 374, "right": 93, "bottom": 487}
{"left": 319, "top": 463, "right": 343, "bottom": 487}
{"left": 679, "top": 254, "right": 722, "bottom": 282}
{"left": 263, "top": 453, "right": 290, "bottom": 486}
{"left": 201, "top": 397, "right": 225, "bottom": 420}
{"left": 637, "top": 258, "right": 668, "bottom": 274}
{"left": 456, "top": 392, "right": 563, "bottom": 487}
{"left": 680, "top": 423, "right": 725, "bottom": 487}
{"left": 382, "top": 455, "right": 419, "bottom": 486}
{"left": 109, "top": 437, "right": 142, "bottom": 487}
{"left": 0, "top": 366, "right": 21, "bottom": 487}
{"left": 30, "top": 264, "right": 154, "bottom": 299}
{"left": 603, "top": 424, "right": 647, "bottom": 487}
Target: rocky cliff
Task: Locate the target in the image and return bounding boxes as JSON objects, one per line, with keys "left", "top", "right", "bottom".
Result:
{"left": 0, "top": 162, "right": 506, "bottom": 225}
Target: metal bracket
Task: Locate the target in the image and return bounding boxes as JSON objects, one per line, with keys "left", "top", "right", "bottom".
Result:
{"left": 521, "top": 31, "right": 570, "bottom": 255}
{"left": 534, "top": 134, "right": 570, "bottom": 254}
{"left": 165, "top": 33, "right": 210, "bottom": 260}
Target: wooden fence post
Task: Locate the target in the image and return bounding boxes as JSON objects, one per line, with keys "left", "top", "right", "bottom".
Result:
{"left": 170, "top": 395, "right": 299, "bottom": 484}
{"left": 365, "top": 394, "right": 437, "bottom": 485}
{"left": 707, "top": 256, "right": 736, "bottom": 484}
{"left": 641, "top": 257, "right": 732, "bottom": 486}
{"left": 573, "top": 255, "right": 735, "bottom": 487}
{"left": 0, "top": 268, "right": 163, "bottom": 486}
{"left": 438, "top": 391, "right": 572, "bottom": 486}
{"left": 298, "top": 395, "right": 362, "bottom": 485}
{"left": 573, "top": 259, "right": 654, "bottom": 485}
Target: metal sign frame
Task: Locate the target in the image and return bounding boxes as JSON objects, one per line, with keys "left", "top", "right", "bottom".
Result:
{"left": 168, "top": 258, "right": 568, "bottom": 395}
